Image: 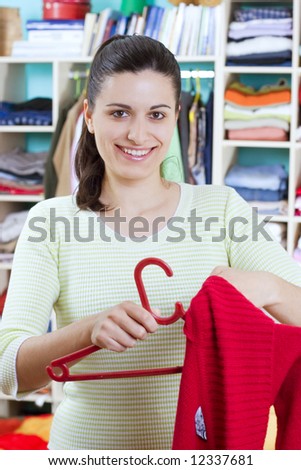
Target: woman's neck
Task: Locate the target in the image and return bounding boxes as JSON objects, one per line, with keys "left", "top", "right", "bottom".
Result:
{"left": 101, "top": 176, "right": 173, "bottom": 217}
{"left": 99, "top": 177, "right": 181, "bottom": 238}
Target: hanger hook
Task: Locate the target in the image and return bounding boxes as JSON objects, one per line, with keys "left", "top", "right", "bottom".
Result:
{"left": 134, "top": 257, "right": 185, "bottom": 325}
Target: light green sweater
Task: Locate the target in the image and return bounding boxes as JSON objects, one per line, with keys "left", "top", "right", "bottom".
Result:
{"left": 1, "top": 183, "right": 301, "bottom": 449}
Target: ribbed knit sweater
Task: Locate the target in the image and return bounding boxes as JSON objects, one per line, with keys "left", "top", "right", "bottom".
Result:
{"left": 173, "top": 276, "right": 301, "bottom": 450}
{"left": 1, "top": 183, "right": 301, "bottom": 449}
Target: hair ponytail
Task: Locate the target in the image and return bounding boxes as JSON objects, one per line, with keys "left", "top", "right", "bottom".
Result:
{"left": 75, "top": 121, "right": 106, "bottom": 211}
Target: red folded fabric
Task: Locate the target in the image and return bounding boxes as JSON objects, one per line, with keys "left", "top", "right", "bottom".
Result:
{"left": 0, "top": 417, "right": 23, "bottom": 435}
{"left": 0, "top": 433, "right": 48, "bottom": 450}
{"left": 173, "top": 276, "right": 301, "bottom": 450}
{"left": 0, "top": 414, "right": 52, "bottom": 449}
{"left": 0, "top": 184, "right": 44, "bottom": 195}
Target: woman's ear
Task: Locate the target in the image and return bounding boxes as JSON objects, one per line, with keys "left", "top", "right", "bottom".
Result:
{"left": 83, "top": 98, "right": 94, "bottom": 133}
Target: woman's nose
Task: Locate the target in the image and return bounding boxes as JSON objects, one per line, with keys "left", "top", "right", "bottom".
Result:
{"left": 127, "top": 119, "right": 148, "bottom": 145}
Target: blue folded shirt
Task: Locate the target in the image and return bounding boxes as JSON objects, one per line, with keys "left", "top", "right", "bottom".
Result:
{"left": 225, "top": 164, "right": 288, "bottom": 191}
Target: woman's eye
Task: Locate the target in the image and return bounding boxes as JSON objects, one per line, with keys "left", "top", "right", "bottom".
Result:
{"left": 150, "top": 111, "right": 164, "bottom": 120}
{"left": 112, "top": 110, "right": 128, "bottom": 118}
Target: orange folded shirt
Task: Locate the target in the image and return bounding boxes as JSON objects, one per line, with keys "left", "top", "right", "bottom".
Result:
{"left": 225, "top": 89, "right": 291, "bottom": 107}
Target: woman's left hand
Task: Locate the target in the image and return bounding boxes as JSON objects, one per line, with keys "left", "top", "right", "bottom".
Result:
{"left": 210, "top": 266, "right": 276, "bottom": 309}
{"left": 211, "top": 266, "right": 301, "bottom": 326}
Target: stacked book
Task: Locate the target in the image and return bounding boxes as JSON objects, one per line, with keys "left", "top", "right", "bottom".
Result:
{"left": 12, "top": 19, "right": 85, "bottom": 58}
{"left": 81, "top": 3, "right": 219, "bottom": 57}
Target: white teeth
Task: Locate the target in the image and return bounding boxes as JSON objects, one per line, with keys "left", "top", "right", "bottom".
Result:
{"left": 121, "top": 147, "right": 150, "bottom": 157}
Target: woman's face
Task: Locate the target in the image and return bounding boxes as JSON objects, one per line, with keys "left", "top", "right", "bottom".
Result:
{"left": 84, "top": 70, "right": 179, "bottom": 184}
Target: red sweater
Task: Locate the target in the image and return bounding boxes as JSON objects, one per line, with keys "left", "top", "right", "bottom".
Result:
{"left": 172, "top": 276, "right": 301, "bottom": 450}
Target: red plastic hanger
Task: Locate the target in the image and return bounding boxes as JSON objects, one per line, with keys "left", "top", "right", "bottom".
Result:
{"left": 46, "top": 257, "right": 185, "bottom": 382}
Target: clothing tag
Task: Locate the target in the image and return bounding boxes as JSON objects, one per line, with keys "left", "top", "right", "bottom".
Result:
{"left": 195, "top": 406, "right": 207, "bottom": 440}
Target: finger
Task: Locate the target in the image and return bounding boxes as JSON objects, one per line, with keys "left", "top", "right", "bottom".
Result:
{"left": 114, "top": 313, "right": 149, "bottom": 341}
{"left": 103, "top": 337, "right": 128, "bottom": 353}
{"left": 94, "top": 319, "right": 138, "bottom": 350}
{"left": 122, "top": 301, "right": 158, "bottom": 333}
{"left": 211, "top": 265, "right": 228, "bottom": 276}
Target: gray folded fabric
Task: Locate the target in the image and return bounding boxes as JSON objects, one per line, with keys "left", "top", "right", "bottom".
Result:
{"left": 0, "top": 147, "right": 47, "bottom": 176}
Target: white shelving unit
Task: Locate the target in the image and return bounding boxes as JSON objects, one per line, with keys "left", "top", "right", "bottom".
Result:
{"left": 212, "top": 0, "right": 301, "bottom": 257}
{"left": 0, "top": 57, "right": 66, "bottom": 417}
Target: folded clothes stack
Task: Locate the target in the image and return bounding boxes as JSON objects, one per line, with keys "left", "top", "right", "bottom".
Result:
{"left": 224, "top": 80, "right": 291, "bottom": 141}
{"left": 226, "top": 6, "right": 293, "bottom": 66}
{"left": 225, "top": 163, "right": 288, "bottom": 214}
{"left": 0, "top": 147, "right": 47, "bottom": 195}
{"left": 0, "top": 97, "right": 52, "bottom": 126}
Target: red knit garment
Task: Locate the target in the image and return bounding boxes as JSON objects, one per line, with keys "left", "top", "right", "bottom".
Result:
{"left": 172, "top": 276, "right": 301, "bottom": 450}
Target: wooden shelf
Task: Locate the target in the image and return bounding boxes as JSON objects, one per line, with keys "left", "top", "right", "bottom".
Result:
{"left": 0, "top": 126, "right": 54, "bottom": 133}
{"left": 0, "top": 263, "right": 13, "bottom": 271}
{"left": 224, "top": 66, "right": 293, "bottom": 75}
{"left": 222, "top": 140, "right": 291, "bottom": 149}
{"left": 0, "top": 195, "right": 44, "bottom": 202}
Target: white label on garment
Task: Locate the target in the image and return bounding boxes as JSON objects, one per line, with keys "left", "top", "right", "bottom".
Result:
{"left": 195, "top": 406, "right": 207, "bottom": 440}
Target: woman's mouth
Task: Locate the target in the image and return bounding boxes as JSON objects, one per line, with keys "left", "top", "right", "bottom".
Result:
{"left": 117, "top": 145, "right": 154, "bottom": 161}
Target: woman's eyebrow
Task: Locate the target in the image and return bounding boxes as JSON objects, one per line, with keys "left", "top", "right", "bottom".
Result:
{"left": 150, "top": 104, "right": 171, "bottom": 110}
{"left": 106, "top": 103, "right": 131, "bottom": 108}
{"left": 106, "top": 103, "right": 171, "bottom": 110}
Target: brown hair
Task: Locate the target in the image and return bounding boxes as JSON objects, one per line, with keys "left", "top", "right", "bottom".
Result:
{"left": 74, "top": 34, "right": 181, "bottom": 212}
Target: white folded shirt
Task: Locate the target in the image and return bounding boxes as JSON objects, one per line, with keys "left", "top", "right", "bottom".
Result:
{"left": 226, "top": 36, "right": 292, "bottom": 56}
{"left": 224, "top": 102, "right": 291, "bottom": 118}
{"left": 229, "top": 18, "right": 292, "bottom": 30}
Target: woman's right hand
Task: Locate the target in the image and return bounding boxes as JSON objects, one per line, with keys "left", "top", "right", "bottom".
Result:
{"left": 90, "top": 301, "right": 159, "bottom": 352}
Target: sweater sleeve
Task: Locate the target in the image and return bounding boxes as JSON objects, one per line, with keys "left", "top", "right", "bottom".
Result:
{"left": 224, "top": 187, "right": 301, "bottom": 286}
{"left": 0, "top": 202, "right": 60, "bottom": 398}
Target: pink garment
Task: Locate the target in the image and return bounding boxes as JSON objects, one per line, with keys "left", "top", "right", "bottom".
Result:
{"left": 228, "top": 127, "right": 288, "bottom": 141}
